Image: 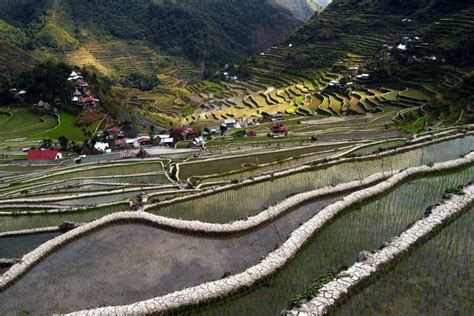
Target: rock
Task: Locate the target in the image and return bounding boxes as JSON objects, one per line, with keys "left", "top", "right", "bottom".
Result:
{"left": 221, "top": 272, "right": 232, "bottom": 279}
{"left": 58, "top": 221, "right": 78, "bottom": 233}
{"left": 0, "top": 258, "right": 20, "bottom": 268}
{"left": 356, "top": 250, "right": 372, "bottom": 262}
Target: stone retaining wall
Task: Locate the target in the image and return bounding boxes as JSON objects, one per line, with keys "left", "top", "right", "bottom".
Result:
{"left": 0, "top": 226, "right": 60, "bottom": 238}
{"left": 3, "top": 160, "right": 165, "bottom": 183}
{"left": 62, "top": 154, "right": 473, "bottom": 315}
{"left": 287, "top": 184, "right": 474, "bottom": 316}
{"left": 0, "top": 177, "right": 176, "bottom": 199}
{"left": 146, "top": 129, "right": 473, "bottom": 211}
{"left": 0, "top": 153, "right": 463, "bottom": 315}
{"left": 0, "top": 201, "right": 128, "bottom": 216}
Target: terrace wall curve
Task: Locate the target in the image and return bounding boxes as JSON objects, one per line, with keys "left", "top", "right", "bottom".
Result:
{"left": 62, "top": 154, "right": 474, "bottom": 315}
{"left": 151, "top": 129, "right": 473, "bottom": 211}
{"left": 288, "top": 184, "right": 474, "bottom": 316}
{"left": 1, "top": 154, "right": 469, "bottom": 314}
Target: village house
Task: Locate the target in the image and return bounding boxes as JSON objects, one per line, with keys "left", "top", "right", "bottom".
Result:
{"left": 154, "top": 135, "right": 174, "bottom": 147}
{"left": 113, "top": 138, "right": 130, "bottom": 150}
{"left": 68, "top": 71, "right": 83, "bottom": 81}
{"left": 133, "top": 136, "right": 151, "bottom": 148}
{"left": 27, "top": 149, "right": 62, "bottom": 161}
{"left": 271, "top": 122, "right": 288, "bottom": 136}
{"left": 94, "top": 142, "right": 112, "bottom": 154}
{"left": 77, "top": 96, "right": 99, "bottom": 108}
{"left": 9, "top": 89, "right": 27, "bottom": 100}
{"left": 356, "top": 73, "right": 370, "bottom": 80}
{"left": 170, "top": 127, "right": 198, "bottom": 142}
{"left": 33, "top": 100, "right": 54, "bottom": 112}
{"left": 223, "top": 118, "right": 237, "bottom": 128}
{"left": 191, "top": 136, "right": 205, "bottom": 148}
{"left": 348, "top": 66, "right": 359, "bottom": 75}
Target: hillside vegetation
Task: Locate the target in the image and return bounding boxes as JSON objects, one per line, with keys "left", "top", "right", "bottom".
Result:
{"left": 0, "top": 0, "right": 300, "bottom": 80}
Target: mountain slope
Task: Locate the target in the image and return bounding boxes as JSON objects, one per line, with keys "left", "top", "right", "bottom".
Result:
{"left": 179, "top": 0, "right": 473, "bottom": 127}
{"left": 274, "top": 0, "right": 322, "bottom": 21}
{"left": 0, "top": 0, "right": 301, "bottom": 80}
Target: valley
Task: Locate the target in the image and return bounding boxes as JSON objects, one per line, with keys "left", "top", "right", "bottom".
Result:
{"left": 0, "top": 0, "right": 473, "bottom": 315}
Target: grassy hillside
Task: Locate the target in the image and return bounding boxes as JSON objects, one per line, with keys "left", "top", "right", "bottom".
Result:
{"left": 0, "top": 0, "right": 472, "bottom": 130}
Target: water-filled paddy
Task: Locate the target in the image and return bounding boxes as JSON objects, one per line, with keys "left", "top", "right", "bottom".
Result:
{"left": 0, "top": 203, "right": 130, "bottom": 233}
{"left": 335, "top": 207, "right": 474, "bottom": 316}
{"left": 154, "top": 136, "right": 474, "bottom": 223}
{"left": 177, "top": 144, "right": 346, "bottom": 180}
{"left": 0, "top": 168, "right": 472, "bottom": 314}
{"left": 0, "top": 196, "right": 339, "bottom": 314}
{"left": 0, "top": 174, "right": 171, "bottom": 198}
{"left": 0, "top": 232, "right": 61, "bottom": 258}
{"left": 183, "top": 167, "right": 474, "bottom": 315}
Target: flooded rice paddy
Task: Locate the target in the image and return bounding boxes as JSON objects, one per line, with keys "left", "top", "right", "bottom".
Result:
{"left": 185, "top": 167, "right": 473, "bottom": 315}
{"left": 336, "top": 207, "right": 474, "bottom": 315}
{"left": 0, "top": 167, "right": 472, "bottom": 314}
{"left": 155, "top": 136, "right": 474, "bottom": 223}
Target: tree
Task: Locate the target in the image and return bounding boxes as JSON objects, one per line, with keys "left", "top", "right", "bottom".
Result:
{"left": 149, "top": 125, "right": 155, "bottom": 138}
{"left": 58, "top": 135, "right": 69, "bottom": 151}
{"left": 40, "top": 138, "right": 53, "bottom": 149}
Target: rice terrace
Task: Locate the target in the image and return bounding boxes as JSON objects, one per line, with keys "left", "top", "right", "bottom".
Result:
{"left": 0, "top": 0, "right": 473, "bottom": 315}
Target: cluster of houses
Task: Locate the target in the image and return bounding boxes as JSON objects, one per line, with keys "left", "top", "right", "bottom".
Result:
{"left": 24, "top": 125, "right": 204, "bottom": 161}
{"left": 325, "top": 66, "right": 371, "bottom": 92}
{"left": 382, "top": 35, "right": 442, "bottom": 64}
{"left": 8, "top": 88, "right": 60, "bottom": 113}
{"left": 222, "top": 72, "right": 239, "bottom": 82}
{"left": 8, "top": 88, "right": 27, "bottom": 100}
{"left": 9, "top": 70, "right": 100, "bottom": 113}
{"left": 68, "top": 71, "right": 100, "bottom": 108}
{"left": 93, "top": 127, "right": 176, "bottom": 153}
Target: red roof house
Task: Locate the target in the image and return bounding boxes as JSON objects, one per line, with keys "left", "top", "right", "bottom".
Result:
{"left": 271, "top": 122, "right": 288, "bottom": 134}
{"left": 79, "top": 96, "right": 99, "bottom": 106}
{"left": 109, "top": 126, "right": 122, "bottom": 133}
{"left": 27, "top": 149, "right": 62, "bottom": 160}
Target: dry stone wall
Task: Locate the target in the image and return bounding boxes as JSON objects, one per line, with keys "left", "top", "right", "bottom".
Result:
{"left": 0, "top": 226, "right": 60, "bottom": 238}
{"left": 287, "top": 184, "right": 474, "bottom": 316}
{"left": 54, "top": 153, "right": 472, "bottom": 315}
{"left": 149, "top": 129, "right": 473, "bottom": 211}
{"left": 0, "top": 153, "right": 472, "bottom": 315}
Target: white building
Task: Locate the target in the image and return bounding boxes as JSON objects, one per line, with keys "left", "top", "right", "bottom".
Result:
{"left": 94, "top": 142, "right": 111, "bottom": 154}
{"left": 397, "top": 44, "right": 408, "bottom": 51}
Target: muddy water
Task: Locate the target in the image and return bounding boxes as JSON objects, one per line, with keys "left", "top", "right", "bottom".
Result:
{"left": 0, "top": 196, "right": 340, "bottom": 314}
{"left": 0, "top": 232, "right": 61, "bottom": 258}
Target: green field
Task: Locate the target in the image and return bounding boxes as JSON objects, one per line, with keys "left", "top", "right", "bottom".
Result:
{"left": 44, "top": 112, "right": 100, "bottom": 141}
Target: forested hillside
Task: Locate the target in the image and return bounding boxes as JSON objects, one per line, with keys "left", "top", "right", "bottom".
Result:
{"left": 0, "top": 0, "right": 300, "bottom": 80}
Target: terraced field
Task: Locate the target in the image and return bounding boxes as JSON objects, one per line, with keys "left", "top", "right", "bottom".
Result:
{"left": 63, "top": 40, "right": 200, "bottom": 82}
{"left": 0, "top": 107, "right": 101, "bottom": 159}
{"left": 140, "top": 6, "right": 473, "bottom": 130}
{"left": 1, "top": 4, "right": 473, "bottom": 315}
{"left": 178, "top": 41, "right": 432, "bottom": 127}
{"left": 336, "top": 206, "right": 474, "bottom": 315}
{"left": 0, "top": 128, "right": 472, "bottom": 315}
